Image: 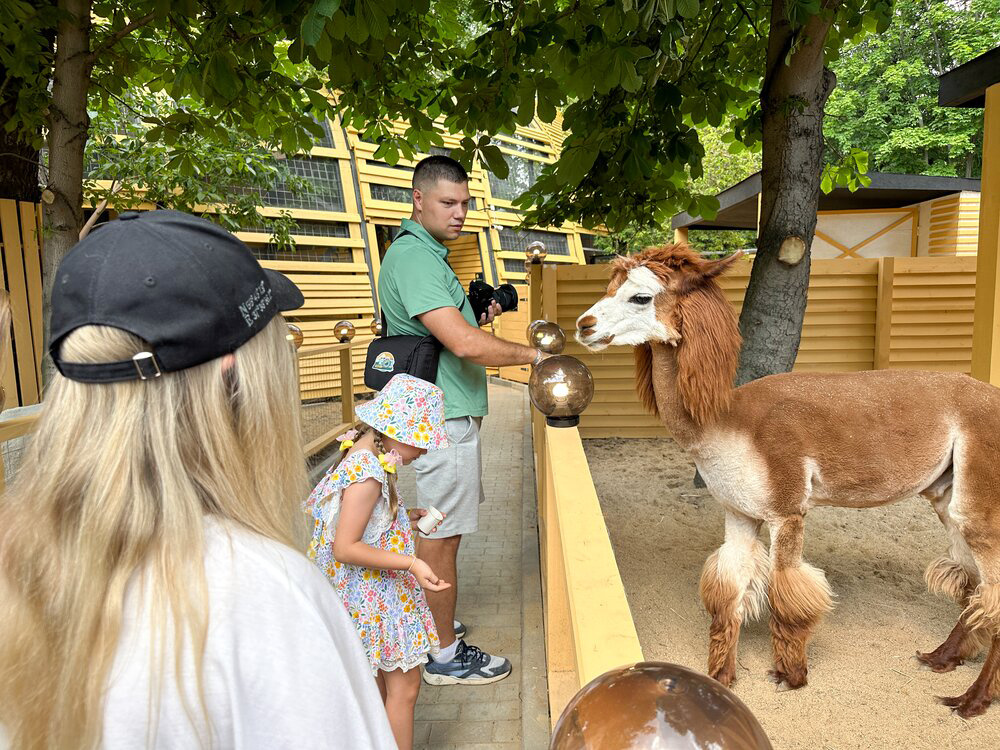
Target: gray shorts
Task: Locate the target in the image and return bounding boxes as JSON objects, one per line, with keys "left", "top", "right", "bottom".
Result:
{"left": 413, "top": 416, "right": 485, "bottom": 538}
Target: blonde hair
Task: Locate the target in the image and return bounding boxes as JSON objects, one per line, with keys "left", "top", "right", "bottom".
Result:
{"left": 0, "top": 315, "right": 307, "bottom": 749}
{"left": 329, "top": 425, "right": 400, "bottom": 516}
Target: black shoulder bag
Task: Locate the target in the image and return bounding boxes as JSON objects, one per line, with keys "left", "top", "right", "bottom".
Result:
{"left": 364, "top": 314, "right": 443, "bottom": 391}
{"left": 363, "top": 229, "right": 463, "bottom": 390}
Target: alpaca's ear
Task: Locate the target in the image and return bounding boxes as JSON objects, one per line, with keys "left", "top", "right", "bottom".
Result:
{"left": 700, "top": 251, "right": 742, "bottom": 281}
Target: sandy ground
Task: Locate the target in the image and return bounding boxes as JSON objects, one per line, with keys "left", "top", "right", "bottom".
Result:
{"left": 583, "top": 437, "right": 1000, "bottom": 750}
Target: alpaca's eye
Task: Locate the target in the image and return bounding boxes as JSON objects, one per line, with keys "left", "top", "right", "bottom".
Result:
{"left": 629, "top": 294, "right": 653, "bottom": 305}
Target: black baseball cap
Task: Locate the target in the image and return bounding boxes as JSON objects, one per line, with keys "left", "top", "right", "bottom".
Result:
{"left": 50, "top": 210, "right": 304, "bottom": 383}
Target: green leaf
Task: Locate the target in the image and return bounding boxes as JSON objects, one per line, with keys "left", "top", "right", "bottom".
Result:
{"left": 345, "top": 12, "right": 370, "bottom": 44}
{"left": 316, "top": 0, "right": 340, "bottom": 18}
{"left": 676, "top": 0, "right": 699, "bottom": 19}
{"left": 208, "top": 54, "right": 240, "bottom": 99}
{"left": 301, "top": 7, "right": 326, "bottom": 46}
{"left": 362, "top": 0, "right": 389, "bottom": 40}
{"left": 480, "top": 144, "right": 509, "bottom": 179}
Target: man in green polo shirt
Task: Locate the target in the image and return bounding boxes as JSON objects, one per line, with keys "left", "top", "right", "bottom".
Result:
{"left": 378, "top": 155, "right": 545, "bottom": 686}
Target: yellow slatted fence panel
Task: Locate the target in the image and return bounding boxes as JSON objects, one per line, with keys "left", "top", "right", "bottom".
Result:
{"left": 495, "top": 286, "right": 532, "bottom": 383}
{"left": 929, "top": 193, "right": 981, "bottom": 256}
{"left": 268, "top": 261, "right": 376, "bottom": 400}
{"left": 887, "top": 256, "right": 976, "bottom": 373}
{"left": 0, "top": 200, "right": 44, "bottom": 408}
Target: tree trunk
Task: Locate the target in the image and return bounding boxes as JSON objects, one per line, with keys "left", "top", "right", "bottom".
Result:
{"left": 693, "top": 1, "right": 836, "bottom": 487}
{"left": 42, "top": 0, "right": 92, "bottom": 346}
{"left": 735, "top": 0, "right": 836, "bottom": 386}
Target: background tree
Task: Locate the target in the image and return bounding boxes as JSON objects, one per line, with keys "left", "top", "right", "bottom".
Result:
{"left": 596, "top": 123, "right": 761, "bottom": 257}
{"left": 9, "top": 0, "right": 901, "bottom": 388}
{"left": 826, "top": 0, "right": 1000, "bottom": 179}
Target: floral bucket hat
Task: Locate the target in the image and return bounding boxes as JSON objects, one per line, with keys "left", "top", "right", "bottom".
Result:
{"left": 354, "top": 374, "right": 450, "bottom": 451}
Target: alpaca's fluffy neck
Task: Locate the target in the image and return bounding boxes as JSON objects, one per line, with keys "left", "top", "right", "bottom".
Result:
{"left": 649, "top": 343, "right": 725, "bottom": 452}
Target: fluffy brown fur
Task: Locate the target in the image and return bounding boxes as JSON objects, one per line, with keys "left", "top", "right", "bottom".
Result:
{"left": 926, "top": 556, "right": 974, "bottom": 604}
{"left": 613, "top": 245, "right": 742, "bottom": 425}
{"left": 634, "top": 344, "right": 659, "bottom": 418}
{"left": 699, "top": 551, "right": 742, "bottom": 685}
{"left": 768, "top": 565, "right": 834, "bottom": 689}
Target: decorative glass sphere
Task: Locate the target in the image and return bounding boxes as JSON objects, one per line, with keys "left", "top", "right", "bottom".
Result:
{"left": 551, "top": 662, "right": 773, "bottom": 750}
{"left": 371, "top": 318, "right": 384, "bottom": 337}
{"left": 285, "top": 323, "right": 304, "bottom": 350}
{"left": 527, "top": 319, "right": 548, "bottom": 339}
{"left": 334, "top": 320, "right": 356, "bottom": 343}
{"left": 528, "top": 355, "right": 594, "bottom": 427}
{"left": 525, "top": 241, "right": 547, "bottom": 263}
{"left": 528, "top": 321, "right": 566, "bottom": 354}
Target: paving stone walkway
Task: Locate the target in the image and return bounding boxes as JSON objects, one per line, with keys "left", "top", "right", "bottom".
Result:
{"left": 396, "top": 382, "right": 548, "bottom": 750}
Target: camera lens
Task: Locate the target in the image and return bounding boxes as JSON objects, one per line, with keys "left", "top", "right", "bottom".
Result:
{"left": 492, "top": 284, "right": 519, "bottom": 313}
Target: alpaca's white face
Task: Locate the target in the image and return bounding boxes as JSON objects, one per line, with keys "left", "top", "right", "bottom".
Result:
{"left": 575, "top": 265, "right": 678, "bottom": 351}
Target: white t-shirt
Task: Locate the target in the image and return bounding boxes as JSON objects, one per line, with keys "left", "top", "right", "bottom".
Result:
{"left": 101, "top": 517, "right": 397, "bottom": 749}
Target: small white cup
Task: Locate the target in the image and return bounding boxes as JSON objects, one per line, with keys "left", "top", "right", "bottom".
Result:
{"left": 417, "top": 506, "right": 444, "bottom": 535}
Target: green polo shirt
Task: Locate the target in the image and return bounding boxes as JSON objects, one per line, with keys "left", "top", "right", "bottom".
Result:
{"left": 377, "top": 219, "right": 488, "bottom": 419}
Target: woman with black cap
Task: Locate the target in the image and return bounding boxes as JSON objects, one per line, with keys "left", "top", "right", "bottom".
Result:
{"left": 0, "top": 211, "right": 395, "bottom": 749}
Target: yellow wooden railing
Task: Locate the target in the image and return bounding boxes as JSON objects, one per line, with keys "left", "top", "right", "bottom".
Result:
{"left": 527, "top": 264, "right": 644, "bottom": 726}
{"left": 297, "top": 340, "right": 361, "bottom": 456}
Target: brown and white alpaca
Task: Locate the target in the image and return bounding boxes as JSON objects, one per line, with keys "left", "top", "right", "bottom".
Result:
{"left": 575, "top": 243, "right": 1000, "bottom": 718}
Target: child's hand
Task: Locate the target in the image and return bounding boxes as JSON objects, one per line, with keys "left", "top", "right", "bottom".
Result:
{"left": 408, "top": 508, "right": 446, "bottom": 534}
{"left": 409, "top": 558, "right": 451, "bottom": 592}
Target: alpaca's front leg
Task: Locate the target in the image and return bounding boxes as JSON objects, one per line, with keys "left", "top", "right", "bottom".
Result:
{"left": 699, "top": 511, "right": 769, "bottom": 686}
{"left": 768, "top": 515, "right": 834, "bottom": 689}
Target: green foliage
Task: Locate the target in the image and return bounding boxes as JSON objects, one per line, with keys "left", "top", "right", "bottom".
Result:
{"left": 594, "top": 121, "right": 760, "bottom": 258}
{"left": 825, "top": 0, "right": 1000, "bottom": 178}
{"left": 5, "top": 0, "right": 903, "bottom": 243}
{"left": 85, "top": 87, "right": 306, "bottom": 243}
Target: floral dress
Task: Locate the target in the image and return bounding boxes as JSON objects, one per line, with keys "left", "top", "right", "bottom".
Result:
{"left": 305, "top": 449, "right": 439, "bottom": 674}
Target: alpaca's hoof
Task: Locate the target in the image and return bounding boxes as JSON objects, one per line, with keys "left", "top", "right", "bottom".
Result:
{"left": 939, "top": 692, "right": 992, "bottom": 719}
{"left": 709, "top": 667, "right": 735, "bottom": 688}
{"left": 768, "top": 668, "right": 807, "bottom": 690}
{"left": 915, "top": 649, "right": 962, "bottom": 673}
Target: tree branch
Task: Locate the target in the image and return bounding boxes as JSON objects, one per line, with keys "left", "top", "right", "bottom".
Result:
{"left": 734, "top": 1, "right": 764, "bottom": 40}
{"left": 88, "top": 13, "right": 157, "bottom": 63}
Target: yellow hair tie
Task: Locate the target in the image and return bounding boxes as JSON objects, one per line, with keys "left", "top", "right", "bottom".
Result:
{"left": 337, "top": 429, "right": 360, "bottom": 452}
{"left": 379, "top": 450, "right": 402, "bottom": 474}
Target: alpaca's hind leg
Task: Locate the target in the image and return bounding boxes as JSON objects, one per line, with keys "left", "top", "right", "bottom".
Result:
{"left": 939, "top": 606, "right": 1000, "bottom": 717}
{"left": 699, "top": 510, "right": 769, "bottom": 687}
{"left": 768, "top": 515, "right": 834, "bottom": 689}
{"left": 917, "top": 493, "right": 988, "bottom": 671}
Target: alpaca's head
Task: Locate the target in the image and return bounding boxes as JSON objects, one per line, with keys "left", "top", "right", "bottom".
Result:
{"left": 575, "top": 243, "right": 741, "bottom": 351}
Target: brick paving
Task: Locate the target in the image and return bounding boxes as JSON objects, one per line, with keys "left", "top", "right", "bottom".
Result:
{"left": 395, "top": 382, "right": 548, "bottom": 750}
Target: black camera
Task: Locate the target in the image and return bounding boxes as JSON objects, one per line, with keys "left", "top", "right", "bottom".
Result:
{"left": 467, "top": 279, "right": 519, "bottom": 321}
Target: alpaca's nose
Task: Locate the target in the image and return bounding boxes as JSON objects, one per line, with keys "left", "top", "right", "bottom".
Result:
{"left": 577, "top": 315, "right": 597, "bottom": 336}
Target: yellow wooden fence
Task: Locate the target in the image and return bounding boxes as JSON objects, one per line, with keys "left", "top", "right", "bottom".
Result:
{"left": 0, "top": 200, "right": 44, "bottom": 408}
{"left": 527, "top": 265, "right": 644, "bottom": 726}
{"left": 525, "top": 255, "right": 978, "bottom": 438}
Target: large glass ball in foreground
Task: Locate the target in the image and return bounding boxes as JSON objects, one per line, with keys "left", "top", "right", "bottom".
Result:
{"left": 528, "top": 355, "right": 594, "bottom": 427}
{"left": 285, "top": 323, "right": 304, "bottom": 350}
{"left": 551, "top": 662, "right": 773, "bottom": 750}
{"left": 528, "top": 321, "right": 566, "bottom": 354}
{"left": 334, "top": 320, "right": 356, "bottom": 343}
{"left": 370, "top": 318, "right": 384, "bottom": 337}
{"left": 525, "top": 241, "right": 547, "bottom": 263}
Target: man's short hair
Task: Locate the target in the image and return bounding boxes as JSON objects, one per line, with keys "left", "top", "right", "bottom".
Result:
{"left": 413, "top": 155, "right": 469, "bottom": 191}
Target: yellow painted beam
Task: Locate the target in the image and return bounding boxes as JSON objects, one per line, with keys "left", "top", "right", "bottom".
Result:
{"left": 545, "top": 424, "right": 643, "bottom": 695}
{"left": 971, "top": 83, "right": 1000, "bottom": 384}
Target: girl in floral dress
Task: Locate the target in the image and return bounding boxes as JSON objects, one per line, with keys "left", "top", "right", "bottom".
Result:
{"left": 306, "top": 374, "right": 451, "bottom": 750}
